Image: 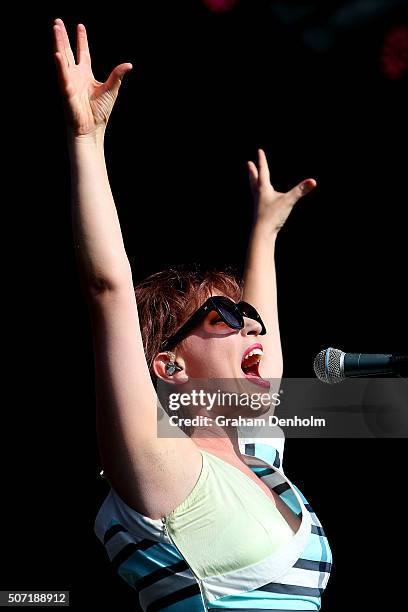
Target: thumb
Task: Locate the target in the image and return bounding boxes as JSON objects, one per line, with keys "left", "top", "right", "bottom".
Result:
{"left": 286, "top": 178, "right": 317, "bottom": 206}
{"left": 103, "top": 62, "right": 133, "bottom": 96}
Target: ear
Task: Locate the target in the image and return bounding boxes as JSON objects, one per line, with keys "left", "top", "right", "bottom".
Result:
{"left": 152, "top": 351, "right": 189, "bottom": 384}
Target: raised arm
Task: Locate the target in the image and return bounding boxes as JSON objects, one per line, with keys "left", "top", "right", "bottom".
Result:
{"left": 53, "top": 19, "right": 201, "bottom": 518}
{"left": 242, "top": 149, "right": 316, "bottom": 379}
{"left": 54, "top": 18, "right": 133, "bottom": 290}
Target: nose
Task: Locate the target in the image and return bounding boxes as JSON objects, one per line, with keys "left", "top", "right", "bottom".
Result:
{"left": 241, "top": 316, "right": 262, "bottom": 337}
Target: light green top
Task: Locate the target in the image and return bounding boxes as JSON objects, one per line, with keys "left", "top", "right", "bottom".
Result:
{"left": 165, "top": 449, "right": 295, "bottom": 580}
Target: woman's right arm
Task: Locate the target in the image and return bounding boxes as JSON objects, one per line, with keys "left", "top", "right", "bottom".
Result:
{"left": 53, "top": 19, "right": 202, "bottom": 518}
{"left": 54, "top": 17, "right": 133, "bottom": 291}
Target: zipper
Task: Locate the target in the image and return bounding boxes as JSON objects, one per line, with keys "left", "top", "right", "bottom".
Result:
{"left": 161, "top": 516, "right": 207, "bottom": 610}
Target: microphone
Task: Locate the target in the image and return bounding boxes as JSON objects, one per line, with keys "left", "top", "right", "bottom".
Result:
{"left": 313, "top": 347, "right": 408, "bottom": 384}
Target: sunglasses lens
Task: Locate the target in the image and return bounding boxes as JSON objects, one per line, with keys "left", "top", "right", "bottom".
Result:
{"left": 216, "top": 300, "right": 242, "bottom": 329}
{"left": 240, "top": 304, "right": 256, "bottom": 319}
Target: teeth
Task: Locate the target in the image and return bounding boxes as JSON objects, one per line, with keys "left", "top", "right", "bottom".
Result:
{"left": 243, "top": 348, "right": 263, "bottom": 361}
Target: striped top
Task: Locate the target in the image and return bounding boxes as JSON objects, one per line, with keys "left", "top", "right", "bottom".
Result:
{"left": 95, "top": 440, "right": 333, "bottom": 610}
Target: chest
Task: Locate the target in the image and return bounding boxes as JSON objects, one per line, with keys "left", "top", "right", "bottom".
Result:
{"left": 225, "top": 456, "right": 302, "bottom": 534}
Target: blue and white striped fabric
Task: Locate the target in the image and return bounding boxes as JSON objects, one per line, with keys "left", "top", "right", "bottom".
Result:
{"left": 95, "top": 440, "right": 333, "bottom": 611}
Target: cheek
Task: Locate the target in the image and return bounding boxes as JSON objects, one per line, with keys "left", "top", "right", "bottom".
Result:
{"left": 184, "top": 338, "right": 235, "bottom": 376}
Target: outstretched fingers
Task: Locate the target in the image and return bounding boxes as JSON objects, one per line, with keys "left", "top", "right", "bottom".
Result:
{"left": 247, "top": 160, "right": 258, "bottom": 195}
{"left": 77, "top": 23, "right": 91, "bottom": 65}
{"left": 54, "top": 51, "right": 71, "bottom": 94}
{"left": 257, "top": 149, "right": 273, "bottom": 188}
{"left": 53, "top": 19, "right": 75, "bottom": 67}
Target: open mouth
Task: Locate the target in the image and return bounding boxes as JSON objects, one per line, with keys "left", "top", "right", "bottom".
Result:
{"left": 241, "top": 344, "right": 270, "bottom": 389}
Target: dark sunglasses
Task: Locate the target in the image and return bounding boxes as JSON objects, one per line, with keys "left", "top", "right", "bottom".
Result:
{"left": 161, "top": 296, "right": 267, "bottom": 352}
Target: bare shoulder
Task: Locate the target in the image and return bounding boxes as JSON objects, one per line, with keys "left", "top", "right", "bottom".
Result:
{"left": 103, "top": 435, "right": 203, "bottom": 520}
{"left": 87, "top": 282, "right": 204, "bottom": 519}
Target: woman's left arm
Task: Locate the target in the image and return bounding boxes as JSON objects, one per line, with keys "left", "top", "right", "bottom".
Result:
{"left": 242, "top": 149, "right": 316, "bottom": 380}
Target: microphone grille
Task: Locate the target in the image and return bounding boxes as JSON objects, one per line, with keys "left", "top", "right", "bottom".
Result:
{"left": 313, "top": 347, "right": 345, "bottom": 384}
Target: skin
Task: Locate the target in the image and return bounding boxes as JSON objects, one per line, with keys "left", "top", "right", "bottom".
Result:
{"left": 153, "top": 300, "right": 304, "bottom": 533}
{"left": 152, "top": 151, "right": 316, "bottom": 475}
{"left": 154, "top": 296, "right": 272, "bottom": 443}
{"left": 53, "top": 19, "right": 315, "bottom": 526}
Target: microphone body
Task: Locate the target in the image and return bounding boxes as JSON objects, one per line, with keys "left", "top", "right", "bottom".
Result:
{"left": 343, "top": 352, "right": 394, "bottom": 376}
{"left": 314, "top": 348, "right": 408, "bottom": 384}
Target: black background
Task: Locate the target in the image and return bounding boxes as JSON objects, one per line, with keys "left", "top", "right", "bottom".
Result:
{"left": 3, "top": 1, "right": 407, "bottom": 610}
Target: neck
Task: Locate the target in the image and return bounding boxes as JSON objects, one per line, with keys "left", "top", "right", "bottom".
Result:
{"left": 190, "top": 422, "right": 243, "bottom": 459}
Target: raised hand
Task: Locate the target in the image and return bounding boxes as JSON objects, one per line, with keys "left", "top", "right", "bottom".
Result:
{"left": 53, "top": 18, "right": 133, "bottom": 136}
{"left": 247, "top": 149, "right": 316, "bottom": 234}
